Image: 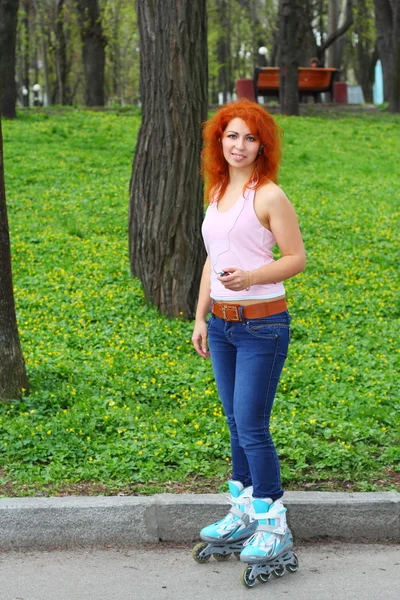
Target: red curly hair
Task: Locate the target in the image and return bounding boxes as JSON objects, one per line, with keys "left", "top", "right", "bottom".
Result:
{"left": 201, "top": 99, "right": 282, "bottom": 203}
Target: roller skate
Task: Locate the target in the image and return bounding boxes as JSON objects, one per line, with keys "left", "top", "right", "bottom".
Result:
{"left": 239, "top": 498, "right": 299, "bottom": 587}
{"left": 192, "top": 480, "right": 257, "bottom": 564}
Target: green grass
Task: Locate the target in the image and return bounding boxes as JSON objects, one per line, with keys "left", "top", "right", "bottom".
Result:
{"left": 0, "top": 108, "right": 399, "bottom": 496}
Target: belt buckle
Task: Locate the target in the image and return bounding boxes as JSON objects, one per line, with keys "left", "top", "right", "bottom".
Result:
{"left": 222, "top": 305, "right": 241, "bottom": 322}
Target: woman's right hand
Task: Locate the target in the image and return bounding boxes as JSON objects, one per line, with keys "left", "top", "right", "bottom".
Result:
{"left": 192, "top": 319, "right": 210, "bottom": 358}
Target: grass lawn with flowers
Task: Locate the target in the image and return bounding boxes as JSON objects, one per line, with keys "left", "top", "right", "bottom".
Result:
{"left": 0, "top": 107, "right": 399, "bottom": 497}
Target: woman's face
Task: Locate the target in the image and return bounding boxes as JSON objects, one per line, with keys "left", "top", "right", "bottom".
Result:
{"left": 221, "top": 118, "right": 261, "bottom": 170}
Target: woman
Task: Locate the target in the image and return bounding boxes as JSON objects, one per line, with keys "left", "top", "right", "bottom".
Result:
{"left": 191, "top": 99, "right": 306, "bottom": 581}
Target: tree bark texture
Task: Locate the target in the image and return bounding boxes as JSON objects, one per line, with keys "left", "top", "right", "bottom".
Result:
{"left": 76, "top": 0, "right": 106, "bottom": 106}
{"left": 294, "top": 2, "right": 318, "bottom": 67}
{"left": 129, "top": 0, "right": 208, "bottom": 319}
{"left": 374, "top": 0, "right": 400, "bottom": 112}
{"left": 279, "top": 0, "right": 299, "bottom": 115}
{"left": 0, "top": 117, "right": 29, "bottom": 400}
{"left": 0, "top": 0, "right": 19, "bottom": 118}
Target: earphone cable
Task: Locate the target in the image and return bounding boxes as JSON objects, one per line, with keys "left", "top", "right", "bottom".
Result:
{"left": 211, "top": 191, "right": 248, "bottom": 275}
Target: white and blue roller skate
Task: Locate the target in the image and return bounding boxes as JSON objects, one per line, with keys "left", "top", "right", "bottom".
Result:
{"left": 192, "top": 480, "right": 257, "bottom": 563}
{"left": 239, "top": 498, "right": 299, "bottom": 587}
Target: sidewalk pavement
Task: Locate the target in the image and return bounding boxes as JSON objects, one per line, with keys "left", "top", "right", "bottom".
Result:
{"left": 1, "top": 543, "right": 399, "bottom": 600}
{"left": 0, "top": 491, "right": 398, "bottom": 550}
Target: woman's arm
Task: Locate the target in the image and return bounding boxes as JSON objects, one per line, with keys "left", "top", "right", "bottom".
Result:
{"left": 218, "top": 184, "right": 306, "bottom": 291}
{"left": 192, "top": 257, "right": 211, "bottom": 358}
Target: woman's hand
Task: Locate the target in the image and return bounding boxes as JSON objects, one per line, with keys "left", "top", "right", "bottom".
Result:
{"left": 217, "top": 268, "right": 250, "bottom": 291}
{"left": 192, "top": 319, "right": 210, "bottom": 358}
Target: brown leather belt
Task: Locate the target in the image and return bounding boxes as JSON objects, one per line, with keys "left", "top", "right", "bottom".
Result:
{"left": 211, "top": 298, "right": 288, "bottom": 322}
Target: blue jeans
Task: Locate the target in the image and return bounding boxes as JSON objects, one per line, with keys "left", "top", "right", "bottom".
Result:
{"left": 207, "top": 309, "right": 291, "bottom": 500}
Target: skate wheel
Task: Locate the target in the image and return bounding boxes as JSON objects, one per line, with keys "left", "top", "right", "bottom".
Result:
{"left": 234, "top": 551, "right": 241, "bottom": 561}
{"left": 212, "top": 552, "right": 231, "bottom": 561}
{"left": 192, "top": 542, "right": 211, "bottom": 564}
{"left": 272, "top": 564, "right": 285, "bottom": 578}
{"left": 287, "top": 552, "right": 299, "bottom": 573}
{"left": 257, "top": 572, "right": 272, "bottom": 583}
{"left": 241, "top": 566, "right": 256, "bottom": 588}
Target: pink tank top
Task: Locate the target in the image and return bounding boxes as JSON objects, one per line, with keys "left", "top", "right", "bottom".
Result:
{"left": 201, "top": 187, "right": 285, "bottom": 301}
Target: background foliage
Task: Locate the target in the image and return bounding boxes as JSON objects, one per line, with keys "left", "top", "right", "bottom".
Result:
{"left": 15, "top": 0, "right": 378, "bottom": 107}
{"left": 0, "top": 108, "right": 398, "bottom": 495}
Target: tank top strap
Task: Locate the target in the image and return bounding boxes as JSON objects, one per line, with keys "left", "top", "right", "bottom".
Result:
{"left": 242, "top": 186, "right": 256, "bottom": 216}
{"left": 243, "top": 186, "right": 256, "bottom": 201}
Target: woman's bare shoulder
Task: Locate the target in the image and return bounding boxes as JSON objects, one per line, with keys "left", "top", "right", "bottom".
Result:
{"left": 257, "top": 180, "right": 288, "bottom": 203}
{"left": 255, "top": 181, "right": 291, "bottom": 217}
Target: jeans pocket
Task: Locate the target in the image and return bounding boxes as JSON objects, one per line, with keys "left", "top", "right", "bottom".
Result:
{"left": 245, "top": 320, "right": 289, "bottom": 339}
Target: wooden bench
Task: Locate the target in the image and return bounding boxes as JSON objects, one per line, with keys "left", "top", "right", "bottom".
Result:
{"left": 254, "top": 67, "right": 339, "bottom": 101}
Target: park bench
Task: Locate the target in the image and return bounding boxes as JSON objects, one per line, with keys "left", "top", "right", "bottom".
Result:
{"left": 253, "top": 67, "right": 339, "bottom": 101}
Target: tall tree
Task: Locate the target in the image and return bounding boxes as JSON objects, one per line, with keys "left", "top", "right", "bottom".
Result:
{"left": 374, "top": 0, "right": 400, "bottom": 112}
{"left": 327, "top": 0, "right": 340, "bottom": 67}
{"left": 216, "top": 0, "right": 233, "bottom": 102}
{"left": 0, "top": 115, "right": 29, "bottom": 400}
{"left": 129, "top": 0, "right": 208, "bottom": 319}
{"left": 293, "top": 1, "right": 319, "bottom": 67}
{"left": 353, "top": 0, "right": 378, "bottom": 103}
{"left": 76, "top": 0, "right": 106, "bottom": 106}
{"left": 33, "top": 0, "right": 51, "bottom": 105}
{"left": 19, "top": 0, "right": 30, "bottom": 106}
{"left": 0, "top": 0, "right": 19, "bottom": 118}
{"left": 104, "top": 0, "right": 140, "bottom": 105}
{"left": 279, "top": 0, "right": 299, "bottom": 115}
{"left": 55, "top": 0, "right": 68, "bottom": 104}
{"left": 326, "top": 0, "right": 354, "bottom": 71}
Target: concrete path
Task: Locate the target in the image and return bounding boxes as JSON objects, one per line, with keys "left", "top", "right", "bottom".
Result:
{"left": 0, "top": 542, "right": 399, "bottom": 600}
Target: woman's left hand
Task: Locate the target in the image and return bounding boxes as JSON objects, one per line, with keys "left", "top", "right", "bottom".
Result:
{"left": 217, "top": 268, "right": 250, "bottom": 291}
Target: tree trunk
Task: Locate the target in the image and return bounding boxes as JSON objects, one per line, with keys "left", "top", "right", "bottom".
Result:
{"left": 374, "top": 0, "right": 392, "bottom": 101}
{"left": 327, "top": 0, "right": 340, "bottom": 67}
{"left": 33, "top": 0, "right": 51, "bottom": 106}
{"left": 279, "top": 0, "right": 299, "bottom": 115}
{"left": 336, "top": 0, "right": 351, "bottom": 73}
{"left": 216, "top": 0, "right": 233, "bottom": 102}
{"left": 76, "top": 0, "right": 106, "bottom": 106}
{"left": 392, "top": 14, "right": 400, "bottom": 112}
{"left": 271, "top": 17, "right": 280, "bottom": 66}
{"left": 294, "top": 1, "right": 319, "bottom": 67}
{"left": 109, "top": 0, "right": 121, "bottom": 101}
{"left": 21, "top": 0, "right": 30, "bottom": 106}
{"left": 55, "top": 0, "right": 68, "bottom": 105}
{"left": 237, "top": 0, "right": 260, "bottom": 71}
{"left": 0, "top": 116, "right": 29, "bottom": 401}
{"left": 0, "top": 0, "right": 19, "bottom": 119}
{"left": 374, "top": 0, "right": 400, "bottom": 112}
{"left": 353, "top": 0, "right": 378, "bottom": 104}
{"left": 355, "top": 41, "right": 378, "bottom": 102}
{"left": 319, "top": 0, "right": 354, "bottom": 67}
{"left": 129, "top": 0, "right": 208, "bottom": 319}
